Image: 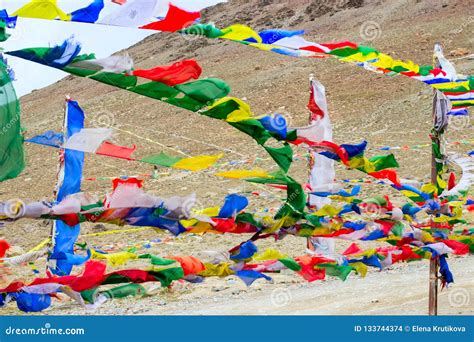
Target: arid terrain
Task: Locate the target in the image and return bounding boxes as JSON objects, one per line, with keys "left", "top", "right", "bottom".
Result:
{"left": 1, "top": 0, "right": 473, "bottom": 315}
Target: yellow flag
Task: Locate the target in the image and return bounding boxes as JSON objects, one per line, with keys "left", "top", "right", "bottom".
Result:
{"left": 199, "top": 263, "right": 234, "bottom": 277}
{"left": 188, "top": 221, "right": 214, "bottom": 234}
{"left": 13, "top": 0, "right": 70, "bottom": 20}
{"left": 314, "top": 205, "right": 340, "bottom": 217}
{"left": 91, "top": 249, "right": 137, "bottom": 266}
{"left": 341, "top": 51, "right": 379, "bottom": 63}
{"left": 400, "top": 189, "right": 423, "bottom": 199}
{"left": 370, "top": 53, "right": 394, "bottom": 70}
{"left": 196, "top": 206, "right": 220, "bottom": 217}
{"left": 263, "top": 217, "right": 286, "bottom": 233}
{"left": 226, "top": 97, "right": 253, "bottom": 122}
{"left": 173, "top": 154, "right": 223, "bottom": 171}
{"left": 452, "top": 99, "right": 474, "bottom": 106}
{"left": 180, "top": 218, "right": 198, "bottom": 228}
{"left": 253, "top": 248, "right": 288, "bottom": 261}
{"left": 216, "top": 168, "right": 271, "bottom": 179}
{"left": 432, "top": 80, "right": 469, "bottom": 90}
{"left": 350, "top": 262, "right": 368, "bottom": 278}
{"left": 433, "top": 206, "right": 462, "bottom": 223}
{"left": 248, "top": 42, "right": 276, "bottom": 51}
{"left": 348, "top": 156, "right": 375, "bottom": 173}
{"left": 420, "top": 231, "right": 435, "bottom": 243}
{"left": 391, "top": 59, "right": 419, "bottom": 74}
{"left": 220, "top": 24, "right": 262, "bottom": 43}
{"left": 420, "top": 183, "right": 437, "bottom": 194}
{"left": 206, "top": 97, "right": 253, "bottom": 122}
{"left": 352, "top": 248, "right": 377, "bottom": 258}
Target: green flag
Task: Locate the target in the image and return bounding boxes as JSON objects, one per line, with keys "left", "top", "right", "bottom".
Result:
{"left": 140, "top": 152, "right": 182, "bottom": 167}
{"left": 0, "top": 59, "right": 25, "bottom": 182}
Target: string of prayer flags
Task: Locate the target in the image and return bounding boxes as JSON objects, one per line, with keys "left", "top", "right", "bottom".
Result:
{"left": 27, "top": 131, "right": 223, "bottom": 171}
{"left": 8, "top": 1, "right": 201, "bottom": 32}
{"left": 179, "top": 23, "right": 472, "bottom": 114}
{"left": 7, "top": 41, "right": 231, "bottom": 112}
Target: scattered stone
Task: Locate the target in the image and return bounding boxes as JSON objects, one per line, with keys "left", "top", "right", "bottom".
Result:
{"left": 211, "top": 286, "right": 228, "bottom": 292}
{"left": 232, "top": 289, "right": 246, "bottom": 295}
{"left": 449, "top": 48, "right": 469, "bottom": 57}
{"left": 93, "top": 224, "right": 107, "bottom": 231}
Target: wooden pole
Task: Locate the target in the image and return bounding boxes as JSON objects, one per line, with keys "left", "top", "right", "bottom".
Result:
{"left": 428, "top": 44, "right": 442, "bottom": 316}
{"left": 307, "top": 74, "right": 315, "bottom": 251}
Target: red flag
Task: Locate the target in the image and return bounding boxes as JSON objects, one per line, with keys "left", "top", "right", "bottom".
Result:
{"left": 320, "top": 41, "right": 359, "bottom": 50}
{"left": 132, "top": 60, "right": 202, "bottom": 86}
{"left": 294, "top": 255, "right": 331, "bottom": 282}
{"left": 96, "top": 141, "right": 136, "bottom": 160}
{"left": 342, "top": 242, "right": 362, "bottom": 256}
{"left": 307, "top": 81, "right": 324, "bottom": 120}
{"left": 369, "top": 169, "right": 400, "bottom": 186}
{"left": 166, "top": 256, "right": 205, "bottom": 276}
{"left": 442, "top": 240, "right": 469, "bottom": 255}
{"left": 211, "top": 218, "right": 236, "bottom": 233}
{"left": 112, "top": 177, "right": 143, "bottom": 190}
{"left": 0, "top": 281, "right": 26, "bottom": 293}
{"left": 448, "top": 172, "right": 456, "bottom": 190}
{"left": 0, "top": 240, "right": 10, "bottom": 258}
{"left": 140, "top": 4, "right": 200, "bottom": 32}
{"left": 375, "top": 220, "right": 395, "bottom": 234}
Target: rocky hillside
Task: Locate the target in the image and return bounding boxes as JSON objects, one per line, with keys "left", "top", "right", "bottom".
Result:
{"left": 1, "top": 0, "right": 473, "bottom": 249}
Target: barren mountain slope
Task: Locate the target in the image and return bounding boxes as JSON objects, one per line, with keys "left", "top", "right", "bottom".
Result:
{"left": 0, "top": 0, "right": 473, "bottom": 315}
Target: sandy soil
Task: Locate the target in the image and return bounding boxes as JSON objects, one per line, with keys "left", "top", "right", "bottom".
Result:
{"left": 2, "top": 235, "right": 472, "bottom": 316}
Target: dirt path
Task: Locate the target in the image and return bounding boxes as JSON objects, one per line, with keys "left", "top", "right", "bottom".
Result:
{"left": 150, "top": 256, "right": 473, "bottom": 315}
{"left": 30, "top": 255, "right": 471, "bottom": 316}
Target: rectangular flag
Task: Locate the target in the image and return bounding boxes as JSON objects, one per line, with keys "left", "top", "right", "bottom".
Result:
{"left": 50, "top": 99, "right": 85, "bottom": 275}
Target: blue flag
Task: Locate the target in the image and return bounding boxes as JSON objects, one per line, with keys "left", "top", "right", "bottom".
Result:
{"left": 235, "top": 270, "right": 272, "bottom": 287}
{"left": 50, "top": 100, "right": 85, "bottom": 275}
{"left": 218, "top": 194, "right": 249, "bottom": 218}
{"left": 230, "top": 240, "right": 258, "bottom": 260}
{"left": 26, "top": 130, "right": 64, "bottom": 148}
{"left": 70, "top": 0, "right": 104, "bottom": 23}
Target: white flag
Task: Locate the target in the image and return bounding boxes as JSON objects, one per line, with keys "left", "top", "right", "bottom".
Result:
{"left": 97, "top": 0, "right": 160, "bottom": 27}
{"left": 64, "top": 128, "right": 113, "bottom": 153}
